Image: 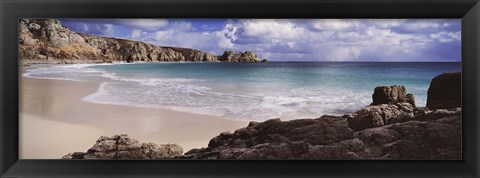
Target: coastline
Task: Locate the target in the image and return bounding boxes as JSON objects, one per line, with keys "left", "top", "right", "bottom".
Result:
{"left": 20, "top": 69, "right": 248, "bottom": 159}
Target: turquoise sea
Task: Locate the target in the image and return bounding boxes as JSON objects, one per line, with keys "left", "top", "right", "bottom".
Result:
{"left": 24, "top": 62, "right": 461, "bottom": 121}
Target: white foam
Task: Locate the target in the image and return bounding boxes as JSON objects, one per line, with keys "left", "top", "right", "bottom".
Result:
{"left": 82, "top": 80, "right": 371, "bottom": 121}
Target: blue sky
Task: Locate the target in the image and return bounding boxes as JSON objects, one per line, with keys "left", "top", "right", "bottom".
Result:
{"left": 60, "top": 19, "right": 461, "bottom": 62}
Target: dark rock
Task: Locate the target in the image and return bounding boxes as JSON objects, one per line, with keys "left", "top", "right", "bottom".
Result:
{"left": 300, "top": 138, "right": 366, "bottom": 159}
{"left": 61, "top": 152, "right": 86, "bottom": 159}
{"left": 62, "top": 134, "right": 183, "bottom": 159}
{"left": 261, "top": 59, "right": 268, "bottom": 62}
{"left": 372, "top": 85, "right": 415, "bottom": 107}
{"left": 355, "top": 115, "right": 461, "bottom": 159}
{"left": 381, "top": 140, "right": 432, "bottom": 159}
{"left": 182, "top": 116, "right": 356, "bottom": 159}
{"left": 426, "top": 72, "right": 461, "bottom": 109}
{"left": 182, "top": 102, "right": 461, "bottom": 160}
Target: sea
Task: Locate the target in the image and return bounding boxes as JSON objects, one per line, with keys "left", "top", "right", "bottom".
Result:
{"left": 23, "top": 62, "right": 461, "bottom": 121}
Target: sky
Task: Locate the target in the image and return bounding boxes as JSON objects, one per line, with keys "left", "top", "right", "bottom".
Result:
{"left": 59, "top": 19, "right": 461, "bottom": 62}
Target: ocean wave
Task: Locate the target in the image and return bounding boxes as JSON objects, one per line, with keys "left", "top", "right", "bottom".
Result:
{"left": 22, "top": 64, "right": 102, "bottom": 81}
{"left": 82, "top": 80, "right": 372, "bottom": 121}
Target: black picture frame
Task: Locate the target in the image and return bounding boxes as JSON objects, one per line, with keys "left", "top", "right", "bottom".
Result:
{"left": 1, "top": 0, "right": 479, "bottom": 177}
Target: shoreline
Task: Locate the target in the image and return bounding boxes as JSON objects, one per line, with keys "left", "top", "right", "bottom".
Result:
{"left": 20, "top": 72, "right": 248, "bottom": 159}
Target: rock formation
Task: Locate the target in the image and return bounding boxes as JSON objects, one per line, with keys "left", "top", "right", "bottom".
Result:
{"left": 62, "top": 134, "right": 183, "bottom": 159}
{"left": 371, "top": 85, "right": 415, "bottom": 107}
{"left": 427, "top": 72, "right": 461, "bottom": 109}
{"left": 181, "top": 106, "right": 460, "bottom": 159}
{"left": 19, "top": 19, "right": 263, "bottom": 66}
{"left": 345, "top": 102, "right": 416, "bottom": 131}
{"left": 218, "top": 51, "right": 261, "bottom": 62}
{"left": 180, "top": 72, "right": 461, "bottom": 160}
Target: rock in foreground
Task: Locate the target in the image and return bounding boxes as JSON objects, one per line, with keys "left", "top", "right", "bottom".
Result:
{"left": 62, "top": 134, "right": 183, "bottom": 159}
{"left": 371, "top": 85, "right": 415, "bottom": 107}
{"left": 182, "top": 107, "right": 460, "bottom": 160}
{"left": 345, "top": 102, "right": 416, "bottom": 131}
{"left": 427, "top": 72, "right": 461, "bottom": 109}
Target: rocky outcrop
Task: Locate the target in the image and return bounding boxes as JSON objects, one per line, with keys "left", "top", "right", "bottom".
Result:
{"left": 182, "top": 116, "right": 357, "bottom": 159}
{"left": 345, "top": 103, "right": 416, "bottom": 131}
{"left": 427, "top": 72, "right": 461, "bottom": 109}
{"left": 181, "top": 107, "right": 460, "bottom": 159}
{"left": 180, "top": 72, "right": 461, "bottom": 159}
{"left": 62, "top": 134, "right": 183, "bottom": 159}
{"left": 19, "top": 19, "right": 264, "bottom": 65}
{"left": 371, "top": 85, "right": 415, "bottom": 107}
{"left": 354, "top": 115, "right": 461, "bottom": 159}
{"left": 218, "top": 51, "right": 261, "bottom": 62}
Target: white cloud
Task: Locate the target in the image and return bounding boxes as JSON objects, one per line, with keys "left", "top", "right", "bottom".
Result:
{"left": 430, "top": 31, "right": 461, "bottom": 43}
{"left": 170, "top": 21, "right": 194, "bottom": 31}
{"left": 94, "top": 24, "right": 114, "bottom": 36}
{"left": 366, "top": 19, "right": 407, "bottom": 28}
{"left": 77, "top": 23, "right": 89, "bottom": 32}
{"left": 239, "top": 20, "right": 307, "bottom": 40}
{"left": 309, "top": 19, "right": 360, "bottom": 31}
{"left": 116, "top": 19, "right": 169, "bottom": 30}
{"left": 129, "top": 29, "right": 143, "bottom": 39}
{"left": 404, "top": 20, "right": 451, "bottom": 31}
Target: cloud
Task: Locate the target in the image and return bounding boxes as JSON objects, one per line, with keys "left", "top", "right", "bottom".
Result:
{"left": 403, "top": 20, "right": 451, "bottom": 31}
{"left": 238, "top": 20, "right": 307, "bottom": 40}
{"left": 308, "top": 19, "right": 361, "bottom": 31}
{"left": 430, "top": 31, "right": 461, "bottom": 43}
{"left": 129, "top": 29, "right": 143, "bottom": 38}
{"left": 113, "top": 19, "right": 169, "bottom": 30}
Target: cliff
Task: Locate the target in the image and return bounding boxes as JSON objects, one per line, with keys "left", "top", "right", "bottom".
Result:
{"left": 18, "top": 19, "right": 263, "bottom": 65}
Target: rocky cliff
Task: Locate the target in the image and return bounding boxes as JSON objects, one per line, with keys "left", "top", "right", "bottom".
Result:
{"left": 19, "top": 19, "right": 263, "bottom": 66}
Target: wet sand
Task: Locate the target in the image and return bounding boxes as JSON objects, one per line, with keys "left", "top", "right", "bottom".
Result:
{"left": 20, "top": 75, "right": 248, "bottom": 159}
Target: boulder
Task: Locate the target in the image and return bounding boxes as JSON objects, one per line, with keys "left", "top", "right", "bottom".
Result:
{"left": 62, "top": 134, "right": 183, "bottom": 159}
{"left": 427, "top": 72, "right": 461, "bottom": 109}
{"left": 345, "top": 103, "right": 415, "bottom": 131}
{"left": 371, "top": 85, "right": 415, "bottom": 107}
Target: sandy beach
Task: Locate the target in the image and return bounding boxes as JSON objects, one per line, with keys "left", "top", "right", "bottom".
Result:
{"left": 20, "top": 72, "right": 248, "bottom": 159}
